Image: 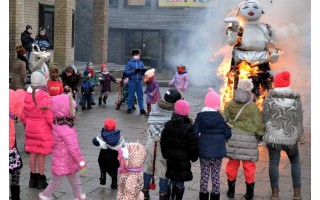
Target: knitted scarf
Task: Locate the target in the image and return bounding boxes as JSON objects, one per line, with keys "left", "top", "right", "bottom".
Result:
{"left": 53, "top": 116, "right": 75, "bottom": 128}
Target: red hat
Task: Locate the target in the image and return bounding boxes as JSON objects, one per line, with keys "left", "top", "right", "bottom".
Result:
{"left": 104, "top": 118, "right": 116, "bottom": 131}
{"left": 101, "top": 64, "right": 107, "bottom": 70}
{"left": 16, "top": 45, "right": 26, "bottom": 56}
{"left": 174, "top": 100, "right": 190, "bottom": 116}
{"left": 274, "top": 71, "right": 290, "bottom": 88}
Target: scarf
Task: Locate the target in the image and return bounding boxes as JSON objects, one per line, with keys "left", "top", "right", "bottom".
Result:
{"left": 86, "top": 67, "right": 95, "bottom": 77}
{"left": 117, "top": 148, "right": 142, "bottom": 174}
{"left": 53, "top": 116, "right": 75, "bottom": 128}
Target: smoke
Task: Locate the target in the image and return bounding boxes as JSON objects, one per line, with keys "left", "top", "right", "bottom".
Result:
{"left": 165, "top": 0, "right": 311, "bottom": 128}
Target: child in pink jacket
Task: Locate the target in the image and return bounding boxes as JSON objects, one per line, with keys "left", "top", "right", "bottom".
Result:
{"left": 38, "top": 93, "right": 87, "bottom": 200}
{"left": 169, "top": 65, "right": 189, "bottom": 93}
{"left": 20, "top": 71, "right": 53, "bottom": 190}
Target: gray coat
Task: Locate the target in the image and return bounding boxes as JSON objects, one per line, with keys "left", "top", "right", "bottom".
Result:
{"left": 227, "top": 128, "right": 259, "bottom": 162}
{"left": 143, "top": 100, "right": 174, "bottom": 179}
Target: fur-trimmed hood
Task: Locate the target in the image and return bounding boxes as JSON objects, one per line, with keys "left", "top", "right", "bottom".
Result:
{"left": 267, "top": 87, "right": 300, "bottom": 108}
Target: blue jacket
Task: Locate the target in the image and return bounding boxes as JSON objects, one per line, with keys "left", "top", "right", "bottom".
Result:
{"left": 125, "top": 59, "right": 144, "bottom": 81}
{"left": 194, "top": 111, "right": 232, "bottom": 159}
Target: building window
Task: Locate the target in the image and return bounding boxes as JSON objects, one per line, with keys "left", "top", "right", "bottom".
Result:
{"left": 72, "top": 9, "right": 75, "bottom": 48}
{"left": 126, "top": 0, "right": 151, "bottom": 7}
{"left": 39, "top": 3, "right": 54, "bottom": 49}
{"left": 110, "top": 0, "right": 118, "bottom": 8}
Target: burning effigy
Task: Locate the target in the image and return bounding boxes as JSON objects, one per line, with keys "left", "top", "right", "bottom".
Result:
{"left": 221, "top": 0, "right": 279, "bottom": 110}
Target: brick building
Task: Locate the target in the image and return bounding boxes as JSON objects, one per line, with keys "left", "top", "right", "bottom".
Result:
{"left": 9, "top": 0, "right": 78, "bottom": 71}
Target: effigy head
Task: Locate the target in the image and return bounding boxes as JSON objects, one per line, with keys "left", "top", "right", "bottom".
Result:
{"left": 237, "top": 0, "right": 264, "bottom": 21}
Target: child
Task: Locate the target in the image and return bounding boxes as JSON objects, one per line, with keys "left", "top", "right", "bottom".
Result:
{"left": 143, "top": 88, "right": 182, "bottom": 200}
{"left": 262, "top": 71, "right": 304, "bottom": 200}
{"left": 9, "top": 89, "right": 25, "bottom": 200}
{"left": 115, "top": 72, "right": 137, "bottom": 110}
{"left": 99, "top": 64, "right": 118, "bottom": 105}
{"left": 160, "top": 100, "right": 198, "bottom": 200}
{"left": 34, "top": 27, "right": 50, "bottom": 51}
{"left": 144, "top": 68, "right": 161, "bottom": 116}
{"left": 92, "top": 118, "right": 126, "bottom": 189}
{"left": 85, "top": 62, "right": 98, "bottom": 105}
{"left": 224, "top": 79, "right": 264, "bottom": 200}
{"left": 117, "top": 142, "right": 147, "bottom": 200}
{"left": 194, "top": 88, "right": 232, "bottom": 200}
{"left": 81, "top": 70, "right": 94, "bottom": 110}
{"left": 169, "top": 64, "right": 189, "bottom": 93}
{"left": 38, "top": 93, "right": 87, "bottom": 200}
{"left": 47, "top": 66, "right": 64, "bottom": 96}
{"left": 20, "top": 70, "right": 53, "bottom": 189}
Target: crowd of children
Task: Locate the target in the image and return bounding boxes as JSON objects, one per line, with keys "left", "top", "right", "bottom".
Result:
{"left": 10, "top": 66, "right": 304, "bottom": 200}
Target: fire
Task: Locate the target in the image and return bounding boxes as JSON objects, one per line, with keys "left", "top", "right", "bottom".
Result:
{"left": 215, "top": 54, "right": 269, "bottom": 111}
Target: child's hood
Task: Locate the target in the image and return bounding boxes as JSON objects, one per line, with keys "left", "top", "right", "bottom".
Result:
{"left": 51, "top": 93, "right": 76, "bottom": 117}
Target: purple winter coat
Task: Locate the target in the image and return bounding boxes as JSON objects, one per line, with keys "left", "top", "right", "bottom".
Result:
{"left": 144, "top": 78, "right": 161, "bottom": 104}
{"left": 169, "top": 72, "right": 189, "bottom": 92}
{"left": 50, "top": 94, "right": 85, "bottom": 175}
{"left": 99, "top": 71, "right": 117, "bottom": 93}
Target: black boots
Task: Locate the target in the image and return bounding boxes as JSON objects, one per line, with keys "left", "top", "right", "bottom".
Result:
{"left": 142, "top": 189, "right": 150, "bottom": 200}
{"left": 29, "top": 172, "right": 40, "bottom": 188}
{"left": 99, "top": 171, "right": 106, "bottom": 185}
{"left": 37, "top": 175, "right": 48, "bottom": 189}
{"left": 99, "top": 97, "right": 102, "bottom": 105}
{"left": 10, "top": 185, "right": 20, "bottom": 200}
{"left": 159, "top": 193, "right": 169, "bottom": 200}
{"left": 244, "top": 182, "right": 255, "bottom": 200}
{"left": 140, "top": 109, "right": 147, "bottom": 115}
{"left": 103, "top": 96, "right": 107, "bottom": 104}
{"left": 116, "top": 103, "right": 121, "bottom": 110}
{"left": 111, "top": 177, "right": 117, "bottom": 189}
{"left": 210, "top": 193, "right": 220, "bottom": 200}
{"left": 227, "top": 179, "right": 236, "bottom": 198}
{"left": 175, "top": 187, "right": 185, "bottom": 200}
{"left": 199, "top": 192, "right": 209, "bottom": 200}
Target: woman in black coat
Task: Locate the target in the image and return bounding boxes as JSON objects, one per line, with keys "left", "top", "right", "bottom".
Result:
{"left": 161, "top": 100, "right": 198, "bottom": 200}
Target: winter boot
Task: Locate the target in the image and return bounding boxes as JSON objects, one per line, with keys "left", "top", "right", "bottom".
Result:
{"left": 29, "top": 172, "right": 40, "bottom": 188}
{"left": 226, "top": 179, "right": 236, "bottom": 198}
{"left": 116, "top": 103, "right": 121, "bottom": 110}
{"left": 132, "top": 104, "right": 136, "bottom": 110}
{"left": 37, "top": 175, "right": 48, "bottom": 189}
{"left": 99, "top": 97, "right": 102, "bottom": 105}
{"left": 127, "top": 109, "right": 132, "bottom": 114}
{"left": 167, "top": 184, "right": 177, "bottom": 200}
{"left": 159, "top": 192, "right": 169, "bottom": 200}
{"left": 87, "top": 101, "right": 92, "bottom": 109}
{"left": 99, "top": 171, "right": 106, "bottom": 185}
{"left": 142, "top": 189, "right": 150, "bottom": 200}
{"left": 103, "top": 96, "right": 107, "bottom": 104}
{"left": 140, "top": 109, "right": 147, "bottom": 115}
{"left": 10, "top": 185, "right": 20, "bottom": 200}
{"left": 74, "top": 194, "right": 87, "bottom": 200}
{"left": 37, "top": 192, "right": 52, "bottom": 200}
{"left": 210, "top": 193, "right": 220, "bottom": 200}
{"left": 199, "top": 192, "right": 209, "bottom": 200}
{"left": 175, "top": 187, "right": 185, "bottom": 200}
{"left": 271, "top": 187, "right": 279, "bottom": 200}
{"left": 293, "top": 187, "right": 301, "bottom": 200}
{"left": 244, "top": 182, "right": 255, "bottom": 200}
{"left": 111, "top": 177, "right": 118, "bottom": 189}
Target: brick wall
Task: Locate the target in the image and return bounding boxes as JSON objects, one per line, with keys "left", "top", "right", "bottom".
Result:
{"left": 53, "top": 0, "right": 75, "bottom": 69}
{"left": 92, "top": 0, "right": 109, "bottom": 65}
{"left": 9, "top": 0, "right": 74, "bottom": 73}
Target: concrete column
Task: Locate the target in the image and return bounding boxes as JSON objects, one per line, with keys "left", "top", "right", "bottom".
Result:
{"left": 9, "top": 0, "right": 25, "bottom": 72}
{"left": 54, "top": 0, "right": 75, "bottom": 68}
{"left": 92, "top": 0, "right": 109, "bottom": 65}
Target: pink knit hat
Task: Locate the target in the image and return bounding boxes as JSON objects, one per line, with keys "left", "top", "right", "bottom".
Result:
{"left": 174, "top": 100, "right": 190, "bottom": 116}
{"left": 204, "top": 88, "right": 220, "bottom": 110}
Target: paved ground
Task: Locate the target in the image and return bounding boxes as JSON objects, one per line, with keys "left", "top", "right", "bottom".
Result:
{"left": 12, "top": 86, "right": 311, "bottom": 200}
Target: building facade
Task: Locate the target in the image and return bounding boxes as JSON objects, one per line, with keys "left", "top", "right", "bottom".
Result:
{"left": 76, "top": 0, "right": 218, "bottom": 71}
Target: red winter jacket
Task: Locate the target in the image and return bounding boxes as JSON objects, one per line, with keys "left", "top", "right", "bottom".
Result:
{"left": 20, "top": 87, "right": 53, "bottom": 154}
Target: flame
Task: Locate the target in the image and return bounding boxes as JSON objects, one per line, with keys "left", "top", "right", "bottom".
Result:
{"left": 215, "top": 49, "right": 269, "bottom": 111}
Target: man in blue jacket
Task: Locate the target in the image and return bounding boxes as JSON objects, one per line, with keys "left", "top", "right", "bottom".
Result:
{"left": 125, "top": 49, "right": 147, "bottom": 114}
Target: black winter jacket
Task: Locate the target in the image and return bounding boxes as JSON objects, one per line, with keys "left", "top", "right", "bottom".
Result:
{"left": 21, "top": 30, "right": 34, "bottom": 51}
{"left": 160, "top": 113, "right": 198, "bottom": 181}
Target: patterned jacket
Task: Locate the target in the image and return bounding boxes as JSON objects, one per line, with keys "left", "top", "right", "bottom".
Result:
{"left": 262, "top": 88, "right": 304, "bottom": 152}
